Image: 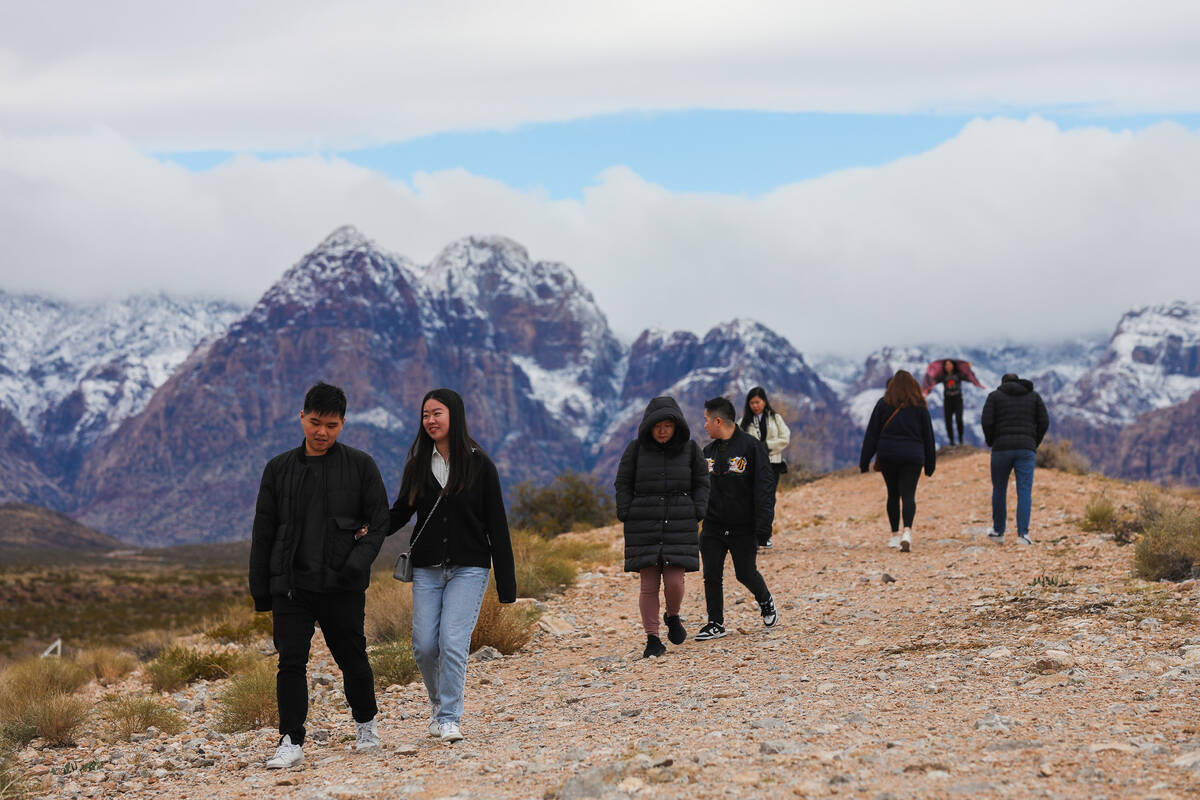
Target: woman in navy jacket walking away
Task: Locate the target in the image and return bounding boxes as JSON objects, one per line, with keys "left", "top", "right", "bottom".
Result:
{"left": 614, "top": 397, "right": 710, "bottom": 658}
{"left": 859, "top": 371, "right": 936, "bottom": 553}
{"left": 390, "top": 388, "right": 516, "bottom": 743}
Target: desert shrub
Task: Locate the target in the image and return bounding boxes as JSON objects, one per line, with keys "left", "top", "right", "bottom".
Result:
{"left": 1082, "top": 495, "right": 1118, "bottom": 533}
{"left": 98, "top": 694, "right": 184, "bottom": 741}
{"left": 1133, "top": 502, "right": 1200, "bottom": 582}
{"left": 27, "top": 694, "right": 90, "bottom": 746}
{"left": 1134, "top": 487, "right": 1174, "bottom": 532}
{"left": 204, "top": 598, "right": 272, "bottom": 644}
{"left": 1036, "top": 438, "right": 1089, "bottom": 474}
{"left": 0, "top": 657, "right": 90, "bottom": 745}
{"left": 214, "top": 661, "right": 277, "bottom": 733}
{"left": 365, "top": 580, "right": 413, "bottom": 645}
{"left": 470, "top": 588, "right": 539, "bottom": 655}
{"left": 510, "top": 471, "right": 616, "bottom": 536}
{"left": 510, "top": 529, "right": 612, "bottom": 598}
{"left": 75, "top": 647, "right": 138, "bottom": 685}
{"left": 123, "top": 629, "right": 174, "bottom": 662}
{"left": 368, "top": 641, "right": 419, "bottom": 690}
{"left": 145, "top": 646, "right": 251, "bottom": 692}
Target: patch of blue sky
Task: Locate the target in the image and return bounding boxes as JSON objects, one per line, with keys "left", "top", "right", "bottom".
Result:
{"left": 154, "top": 110, "right": 1200, "bottom": 199}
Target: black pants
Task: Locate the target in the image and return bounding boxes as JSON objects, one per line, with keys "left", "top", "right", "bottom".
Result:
{"left": 272, "top": 589, "right": 377, "bottom": 744}
{"left": 879, "top": 462, "right": 923, "bottom": 531}
{"left": 944, "top": 394, "right": 964, "bottom": 444}
{"left": 700, "top": 532, "right": 771, "bottom": 625}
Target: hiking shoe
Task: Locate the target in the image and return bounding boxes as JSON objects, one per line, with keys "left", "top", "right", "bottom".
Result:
{"left": 760, "top": 595, "right": 779, "bottom": 628}
{"left": 643, "top": 634, "right": 666, "bottom": 658}
{"left": 986, "top": 530, "right": 1005, "bottom": 542}
{"left": 694, "top": 621, "right": 727, "bottom": 641}
{"left": 439, "top": 721, "right": 464, "bottom": 743}
{"left": 888, "top": 535, "right": 901, "bottom": 549}
{"left": 900, "top": 528, "right": 912, "bottom": 553}
{"left": 265, "top": 735, "right": 304, "bottom": 769}
{"left": 427, "top": 719, "right": 440, "bottom": 738}
{"left": 663, "top": 614, "right": 687, "bottom": 645}
{"left": 1017, "top": 533, "right": 1034, "bottom": 545}
{"left": 354, "top": 718, "right": 380, "bottom": 751}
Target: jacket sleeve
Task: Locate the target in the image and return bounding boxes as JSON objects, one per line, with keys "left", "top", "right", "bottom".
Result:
{"left": 752, "top": 439, "right": 776, "bottom": 543}
{"left": 613, "top": 440, "right": 637, "bottom": 522}
{"left": 482, "top": 458, "right": 517, "bottom": 604}
{"left": 767, "top": 414, "right": 790, "bottom": 459}
{"left": 859, "top": 401, "right": 884, "bottom": 472}
{"left": 248, "top": 462, "right": 277, "bottom": 612}
{"left": 922, "top": 408, "right": 937, "bottom": 476}
{"left": 390, "top": 473, "right": 417, "bottom": 533}
{"left": 981, "top": 393, "right": 996, "bottom": 447}
{"left": 690, "top": 440, "right": 711, "bottom": 521}
{"left": 1034, "top": 394, "right": 1050, "bottom": 446}
{"left": 341, "top": 454, "right": 390, "bottom": 580}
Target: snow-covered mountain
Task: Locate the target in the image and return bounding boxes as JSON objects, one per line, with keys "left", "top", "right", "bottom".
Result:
{"left": 0, "top": 290, "right": 244, "bottom": 473}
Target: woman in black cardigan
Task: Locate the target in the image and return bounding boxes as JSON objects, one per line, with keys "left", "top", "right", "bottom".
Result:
{"left": 390, "top": 388, "right": 515, "bottom": 743}
{"left": 614, "top": 396, "right": 710, "bottom": 657}
{"left": 859, "top": 371, "right": 936, "bottom": 553}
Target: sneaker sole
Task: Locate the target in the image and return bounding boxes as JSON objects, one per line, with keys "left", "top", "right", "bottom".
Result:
{"left": 695, "top": 631, "right": 727, "bottom": 641}
{"left": 265, "top": 757, "right": 303, "bottom": 769}
{"left": 441, "top": 733, "right": 464, "bottom": 743}
{"left": 355, "top": 742, "right": 381, "bottom": 752}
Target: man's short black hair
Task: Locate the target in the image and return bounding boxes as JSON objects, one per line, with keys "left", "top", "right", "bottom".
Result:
{"left": 704, "top": 396, "right": 736, "bottom": 425}
{"left": 303, "top": 382, "right": 347, "bottom": 418}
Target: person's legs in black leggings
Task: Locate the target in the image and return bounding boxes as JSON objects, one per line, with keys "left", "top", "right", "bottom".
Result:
{"left": 943, "top": 395, "right": 963, "bottom": 444}
{"left": 896, "top": 464, "right": 922, "bottom": 528}
{"left": 700, "top": 534, "right": 729, "bottom": 625}
{"left": 879, "top": 463, "right": 902, "bottom": 532}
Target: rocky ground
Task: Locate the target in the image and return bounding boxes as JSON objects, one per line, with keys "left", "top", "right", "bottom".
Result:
{"left": 18, "top": 451, "right": 1200, "bottom": 799}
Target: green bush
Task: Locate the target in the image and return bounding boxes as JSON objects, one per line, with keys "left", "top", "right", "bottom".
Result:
{"left": 1082, "top": 495, "right": 1117, "bottom": 532}
{"left": 215, "top": 662, "right": 277, "bottom": 733}
{"left": 204, "top": 598, "right": 273, "bottom": 644}
{"left": 98, "top": 694, "right": 185, "bottom": 741}
{"left": 1036, "top": 438, "right": 1089, "bottom": 474}
{"left": 1133, "top": 503, "right": 1200, "bottom": 582}
{"left": 368, "top": 641, "right": 419, "bottom": 690}
{"left": 145, "top": 646, "right": 251, "bottom": 692}
{"left": 510, "top": 471, "right": 616, "bottom": 536}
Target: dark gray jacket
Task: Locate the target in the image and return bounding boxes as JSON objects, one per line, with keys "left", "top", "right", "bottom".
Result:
{"left": 249, "top": 441, "right": 390, "bottom": 611}
{"left": 614, "top": 397, "right": 710, "bottom": 573}
{"left": 981, "top": 377, "right": 1050, "bottom": 451}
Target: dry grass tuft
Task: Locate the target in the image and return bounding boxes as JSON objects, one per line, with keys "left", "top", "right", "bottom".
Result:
{"left": 145, "top": 646, "right": 252, "bottom": 692}
{"left": 1082, "top": 495, "right": 1117, "bottom": 533}
{"left": 470, "top": 589, "right": 539, "bottom": 655}
{"left": 0, "top": 656, "right": 90, "bottom": 746}
{"left": 365, "top": 580, "right": 413, "bottom": 645}
{"left": 0, "top": 746, "right": 33, "bottom": 799}
{"left": 28, "top": 694, "right": 90, "bottom": 746}
{"left": 98, "top": 694, "right": 184, "bottom": 741}
{"left": 204, "top": 599, "right": 272, "bottom": 644}
{"left": 511, "top": 529, "right": 611, "bottom": 599}
{"left": 368, "top": 641, "right": 419, "bottom": 690}
{"left": 1133, "top": 501, "right": 1200, "bottom": 582}
{"left": 214, "top": 661, "right": 277, "bottom": 733}
{"left": 75, "top": 647, "right": 138, "bottom": 686}
{"left": 1036, "top": 438, "right": 1090, "bottom": 474}
{"left": 123, "top": 629, "right": 175, "bottom": 662}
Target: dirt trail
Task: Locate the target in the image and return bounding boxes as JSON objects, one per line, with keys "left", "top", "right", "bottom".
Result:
{"left": 28, "top": 451, "right": 1200, "bottom": 799}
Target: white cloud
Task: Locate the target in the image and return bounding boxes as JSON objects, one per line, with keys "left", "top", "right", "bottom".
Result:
{"left": 1, "top": 1, "right": 1199, "bottom": 150}
{"left": 1, "top": 117, "right": 1199, "bottom": 355}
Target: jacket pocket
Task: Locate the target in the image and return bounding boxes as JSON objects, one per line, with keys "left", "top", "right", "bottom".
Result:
{"left": 326, "top": 517, "right": 363, "bottom": 572}
{"left": 269, "top": 524, "right": 288, "bottom": 574}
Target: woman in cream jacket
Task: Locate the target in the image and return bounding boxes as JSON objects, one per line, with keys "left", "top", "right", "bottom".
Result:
{"left": 738, "top": 386, "right": 790, "bottom": 548}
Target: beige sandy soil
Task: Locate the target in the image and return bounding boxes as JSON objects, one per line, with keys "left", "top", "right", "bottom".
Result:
{"left": 21, "top": 451, "right": 1200, "bottom": 799}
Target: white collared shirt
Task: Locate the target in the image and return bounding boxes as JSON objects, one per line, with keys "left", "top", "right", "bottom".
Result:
{"left": 431, "top": 449, "right": 449, "bottom": 488}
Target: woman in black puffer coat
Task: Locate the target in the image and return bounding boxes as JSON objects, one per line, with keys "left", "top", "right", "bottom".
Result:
{"left": 614, "top": 396, "right": 710, "bottom": 658}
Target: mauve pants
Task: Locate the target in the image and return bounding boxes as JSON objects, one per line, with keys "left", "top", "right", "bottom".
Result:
{"left": 638, "top": 562, "right": 685, "bottom": 636}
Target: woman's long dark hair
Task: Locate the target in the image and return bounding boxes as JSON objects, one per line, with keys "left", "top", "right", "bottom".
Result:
{"left": 398, "top": 388, "right": 482, "bottom": 504}
{"left": 882, "top": 370, "right": 926, "bottom": 409}
{"left": 740, "top": 386, "right": 776, "bottom": 430}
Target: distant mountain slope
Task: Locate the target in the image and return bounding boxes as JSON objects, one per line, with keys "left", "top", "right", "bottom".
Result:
{"left": 0, "top": 502, "right": 122, "bottom": 550}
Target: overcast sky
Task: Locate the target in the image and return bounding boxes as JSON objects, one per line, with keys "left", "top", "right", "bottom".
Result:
{"left": 2, "top": 1, "right": 1200, "bottom": 355}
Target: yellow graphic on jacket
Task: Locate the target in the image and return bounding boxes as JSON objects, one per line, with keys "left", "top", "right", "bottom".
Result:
{"left": 705, "top": 457, "right": 715, "bottom": 473}
{"left": 728, "top": 456, "right": 748, "bottom": 473}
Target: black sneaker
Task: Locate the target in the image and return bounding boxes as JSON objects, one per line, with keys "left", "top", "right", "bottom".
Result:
{"left": 663, "top": 614, "right": 687, "bottom": 645}
{"left": 760, "top": 538, "right": 774, "bottom": 550}
{"left": 642, "top": 634, "right": 666, "bottom": 658}
{"left": 694, "top": 621, "right": 726, "bottom": 641}
{"left": 759, "top": 595, "right": 779, "bottom": 628}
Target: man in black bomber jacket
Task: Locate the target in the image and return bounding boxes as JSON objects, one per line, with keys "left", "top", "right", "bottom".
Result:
{"left": 249, "top": 382, "right": 390, "bottom": 768}
{"left": 694, "top": 396, "right": 779, "bottom": 642}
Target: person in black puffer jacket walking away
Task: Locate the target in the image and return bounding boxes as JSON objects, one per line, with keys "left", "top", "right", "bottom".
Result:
{"left": 614, "top": 397, "right": 710, "bottom": 658}
{"left": 859, "top": 370, "right": 936, "bottom": 553}
{"left": 981, "top": 373, "right": 1050, "bottom": 545}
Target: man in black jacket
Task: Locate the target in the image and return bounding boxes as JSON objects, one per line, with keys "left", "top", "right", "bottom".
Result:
{"left": 249, "top": 383, "right": 390, "bottom": 768}
{"left": 694, "top": 396, "right": 778, "bottom": 641}
{"left": 981, "top": 373, "right": 1050, "bottom": 545}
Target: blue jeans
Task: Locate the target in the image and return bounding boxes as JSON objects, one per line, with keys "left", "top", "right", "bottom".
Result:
{"left": 411, "top": 565, "right": 490, "bottom": 725}
{"left": 991, "top": 449, "right": 1036, "bottom": 535}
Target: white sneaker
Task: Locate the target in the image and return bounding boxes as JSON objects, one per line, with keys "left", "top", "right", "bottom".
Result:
{"left": 428, "top": 718, "right": 440, "bottom": 737}
{"left": 986, "top": 530, "right": 1005, "bottom": 542}
{"left": 354, "top": 718, "right": 380, "bottom": 751}
{"left": 1017, "top": 533, "right": 1034, "bottom": 545}
{"left": 900, "top": 528, "right": 912, "bottom": 553}
{"left": 888, "top": 535, "right": 901, "bottom": 549}
{"left": 265, "top": 735, "right": 304, "bottom": 768}
{"left": 439, "top": 721, "right": 464, "bottom": 742}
